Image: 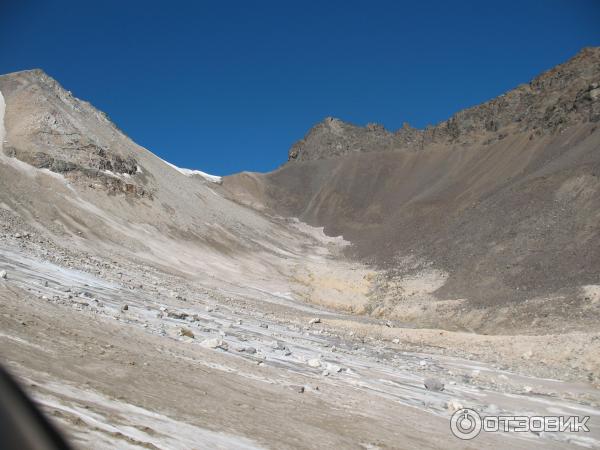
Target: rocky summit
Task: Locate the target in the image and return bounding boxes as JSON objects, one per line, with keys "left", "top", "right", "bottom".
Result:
{"left": 1, "top": 48, "right": 600, "bottom": 449}
{"left": 289, "top": 47, "right": 600, "bottom": 161}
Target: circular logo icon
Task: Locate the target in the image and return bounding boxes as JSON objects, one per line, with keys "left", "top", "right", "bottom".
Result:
{"left": 450, "top": 408, "right": 482, "bottom": 440}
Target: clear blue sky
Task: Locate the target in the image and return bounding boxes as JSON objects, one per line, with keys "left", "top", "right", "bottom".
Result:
{"left": 1, "top": 1, "right": 599, "bottom": 175}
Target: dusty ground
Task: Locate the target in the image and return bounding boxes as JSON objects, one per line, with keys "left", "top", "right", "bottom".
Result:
{"left": 1, "top": 230, "right": 600, "bottom": 449}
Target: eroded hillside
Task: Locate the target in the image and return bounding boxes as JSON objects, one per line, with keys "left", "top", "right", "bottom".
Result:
{"left": 224, "top": 47, "right": 600, "bottom": 334}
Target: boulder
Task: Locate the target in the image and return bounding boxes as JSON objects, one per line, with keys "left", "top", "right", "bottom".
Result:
{"left": 179, "top": 328, "right": 195, "bottom": 339}
{"left": 424, "top": 378, "right": 444, "bottom": 392}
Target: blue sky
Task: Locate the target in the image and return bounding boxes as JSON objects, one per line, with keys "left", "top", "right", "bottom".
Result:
{"left": 1, "top": 1, "right": 599, "bottom": 175}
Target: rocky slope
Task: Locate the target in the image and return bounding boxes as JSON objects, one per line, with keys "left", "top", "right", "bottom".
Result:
{"left": 0, "top": 69, "right": 341, "bottom": 297}
{"left": 1, "top": 70, "right": 148, "bottom": 196}
{"left": 225, "top": 47, "right": 600, "bottom": 334}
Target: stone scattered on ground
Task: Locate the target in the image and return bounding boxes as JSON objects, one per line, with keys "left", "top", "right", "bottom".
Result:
{"left": 238, "top": 346, "right": 257, "bottom": 354}
{"left": 424, "top": 378, "right": 444, "bottom": 391}
{"left": 307, "top": 358, "right": 322, "bottom": 368}
{"left": 326, "top": 363, "right": 342, "bottom": 373}
{"left": 446, "top": 399, "right": 463, "bottom": 412}
{"left": 168, "top": 311, "right": 189, "bottom": 320}
{"left": 201, "top": 338, "right": 228, "bottom": 350}
{"left": 179, "top": 328, "right": 195, "bottom": 339}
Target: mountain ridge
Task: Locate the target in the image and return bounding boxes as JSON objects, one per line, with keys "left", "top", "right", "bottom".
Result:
{"left": 288, "top": 47, "right": 600, "bottom": 161}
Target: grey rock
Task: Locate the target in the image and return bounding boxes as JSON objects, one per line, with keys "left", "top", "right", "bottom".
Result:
{"left": 424, "top": 378, "right": 444, "bottom": 392}
{"left": 271, "top": 341, "right": 286, "bottom": 351}
{"left": 168, "top": 311, "right": 189, "bottom": 320}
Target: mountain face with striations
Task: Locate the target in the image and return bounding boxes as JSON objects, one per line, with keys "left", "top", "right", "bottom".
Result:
{"left": 0, "top": 69, "right": 149, "bottom": 197}
{"left": 225, "top": 47, "right": 600, "bottom": 333}
{"left": 289, "top": 47, "right": 600, "bottom": 161}
{"left": 0, "top": 68, "right": 332, "bottom": 297}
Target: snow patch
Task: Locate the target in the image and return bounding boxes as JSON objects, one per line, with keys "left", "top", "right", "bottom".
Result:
{"left": 102, "top": 169, "right": 118, "bottom": 178}
{"left": 160, "top": 158, "right": 222, "bottom": 184}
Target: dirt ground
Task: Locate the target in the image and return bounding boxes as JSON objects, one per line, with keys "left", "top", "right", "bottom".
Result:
{"left": 1, "top": 237, "right": 599, "bottom": 449}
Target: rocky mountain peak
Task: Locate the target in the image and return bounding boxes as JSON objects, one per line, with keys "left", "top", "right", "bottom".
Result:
{"left": 0, "top": 69, "right": 150, "bottom": 197}
{"left": 289, "top": 47, "right": 600, "bottom": 162}
{"left": 288, "top": 116, "right": 399, "bottom": 161}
